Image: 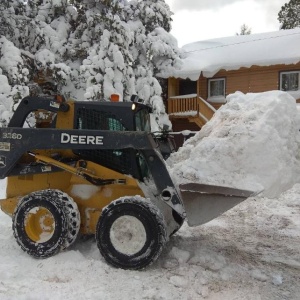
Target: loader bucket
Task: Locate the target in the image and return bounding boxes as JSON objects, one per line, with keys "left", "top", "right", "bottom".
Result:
{"left": 179, "top": 183, "right": 260, "bottom": 227}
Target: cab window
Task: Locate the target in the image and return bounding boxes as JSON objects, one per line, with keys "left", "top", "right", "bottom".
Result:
{"left": 76, "top": 108, "right": 126, "bottom": 131}
{"left": 135, "top": 109, "right": 151, "bottom": 132}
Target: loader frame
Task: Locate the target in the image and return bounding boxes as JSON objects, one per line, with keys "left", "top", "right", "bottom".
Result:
{"left": 0, "top": 96, "right": 185, "bottom": 217}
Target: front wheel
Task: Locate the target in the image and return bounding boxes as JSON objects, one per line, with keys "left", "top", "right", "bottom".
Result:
{"left": 96, "top": 196, "right": 167, "bottom": 270}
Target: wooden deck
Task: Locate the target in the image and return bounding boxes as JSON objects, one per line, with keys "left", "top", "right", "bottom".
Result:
{"left": 168, "top": 95, "right": 216, "bottom": 127}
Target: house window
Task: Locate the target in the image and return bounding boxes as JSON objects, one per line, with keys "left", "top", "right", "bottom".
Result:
{"left": 208, "top": 78, "right": 226, "bottom": 102}
{"left": 280, "top": 71, "right": 300, "bottom": 91}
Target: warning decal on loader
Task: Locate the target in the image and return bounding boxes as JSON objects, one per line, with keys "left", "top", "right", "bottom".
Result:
{"left": 0, "top": 156, "right": 6, "bottom": 167}
{"left": 0, "top": 142, "right": 11, "bottom": 151}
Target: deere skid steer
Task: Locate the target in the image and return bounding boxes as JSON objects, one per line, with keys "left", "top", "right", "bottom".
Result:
{"left": 0, "top": 95, "right": 257, "bottom": 270}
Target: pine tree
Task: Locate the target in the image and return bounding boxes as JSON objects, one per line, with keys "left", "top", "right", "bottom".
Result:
{"left": 0, "top": 0, "right": 182, "bottom": 130}
{"left": 278, "top": 0, "right": 300, "bottom": 29}
{"left": 25, "top": 0, "right": 77, "bottom": 95}
{"left": 77, "top": 0, "right": 135, "bottom": 101}
{"left": 126, "top": 0, "right": 173, "bottom": 34}
{"left": 125, "top": 0, "right": 181, "bottom": 129}
{"left": 236, "top": 24, "right": 251, "bottom": 35}
{"left": 0, "top": 37, "right": 30, "bottom": 126}
{"left": 0, "top": 0, "right": 29, "bottom": 48}
{"left": 0, "top": 1, "right": 32, "bottom": 101}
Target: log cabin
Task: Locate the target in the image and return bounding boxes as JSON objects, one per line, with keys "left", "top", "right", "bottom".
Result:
{"left": 166, "top": 28, "right": 300, "bottom": 147}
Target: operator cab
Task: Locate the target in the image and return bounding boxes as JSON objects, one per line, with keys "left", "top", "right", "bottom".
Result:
{"left": 74, "top": 95, "right": 152, "bottom": 133}
{"left": 73, "top": 95, "right": 153, "bottom": 180}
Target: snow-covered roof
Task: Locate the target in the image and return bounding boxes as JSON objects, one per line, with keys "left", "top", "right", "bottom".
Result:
{"left": 175, "top": 28, "right": 300, "bottom": 80}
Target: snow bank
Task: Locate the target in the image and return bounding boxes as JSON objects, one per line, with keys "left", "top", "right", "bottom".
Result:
{"left": 168, "top": 91, "right": 300, "bottom": 197}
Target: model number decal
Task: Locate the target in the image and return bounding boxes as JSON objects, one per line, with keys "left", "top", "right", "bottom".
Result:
{"left": 61, "top": 133, "right": 104, "bottom": 145}
{"left": 3, "top": 133, "right": 22, "bottom": 140}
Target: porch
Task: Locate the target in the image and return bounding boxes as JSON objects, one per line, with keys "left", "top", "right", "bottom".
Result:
{"left": 167, "top": 94, "right": 216, "bottom": 128}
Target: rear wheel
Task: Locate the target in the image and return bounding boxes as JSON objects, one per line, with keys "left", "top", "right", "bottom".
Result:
{"left": 96, "top": 197, "right": 167, "bottom": 270}
{"left": 12, "top": 189, "right": 80, "bottom": 258}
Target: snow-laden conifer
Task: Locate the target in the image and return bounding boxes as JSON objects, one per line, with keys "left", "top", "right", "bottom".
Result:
{"left": 0, "top": 0, "right": 182, "bottom": 130}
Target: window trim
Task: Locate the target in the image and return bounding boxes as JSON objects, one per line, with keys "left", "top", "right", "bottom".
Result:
{"left": 208, "top": 77, "right": 226, "bottom": 103}
{"left": 279, "top": 70, "right": 300, "bottom": 91}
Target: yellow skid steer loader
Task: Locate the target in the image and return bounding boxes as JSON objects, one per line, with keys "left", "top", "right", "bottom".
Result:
{"left": 0, "top": 95, "right": 258, "bottom": 270}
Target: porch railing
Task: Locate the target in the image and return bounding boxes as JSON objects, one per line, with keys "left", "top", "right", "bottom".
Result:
{"left": 168, "top": 94, "right": 216, "bottom": 124}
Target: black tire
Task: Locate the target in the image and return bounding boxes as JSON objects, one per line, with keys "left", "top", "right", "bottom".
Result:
{"left": 12, "top": 189, "right": 80, "bottom": 258}
{"left": 96, "top": 196, "right": 167, "bottom": 270}
{"left": 59, "top": 192, "right": 81, "bottom": 249}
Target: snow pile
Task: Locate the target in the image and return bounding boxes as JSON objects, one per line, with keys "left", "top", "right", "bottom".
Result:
{"left": 168, "top": 91, "right": 300, "bottom": 197}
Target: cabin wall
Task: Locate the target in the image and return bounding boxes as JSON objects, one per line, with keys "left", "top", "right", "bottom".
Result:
{"left": 198, "top": 74, "right": 207, "bottom": 99}
{"left": 196, "top": 63, "right": 300, "bottom": 102}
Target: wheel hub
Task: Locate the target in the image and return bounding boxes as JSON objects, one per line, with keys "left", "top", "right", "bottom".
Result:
{"left": 24, "top": 207, "right": 55, "bottom": 243}
{"left": 110, "top": 216, "right": 147, "bottom": 256}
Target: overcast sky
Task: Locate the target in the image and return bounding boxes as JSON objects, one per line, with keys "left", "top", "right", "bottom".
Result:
{"left": 165, "top": 0, "right": 288, "bottom": 46}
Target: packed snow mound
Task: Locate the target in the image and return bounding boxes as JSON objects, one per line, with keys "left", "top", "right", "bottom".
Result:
{"left": 168, "top": 91, "right": 300, "bottom": 198}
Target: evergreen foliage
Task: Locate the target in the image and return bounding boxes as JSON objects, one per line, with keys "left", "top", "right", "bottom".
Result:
{"left": 0, "top": 0, "right": 181, "bottom": 129}
{"left": 236, "top": 24, "right": 251, "bottom": 35}
{"left": 278, "top": 0, "right": 300, "bottom": 29}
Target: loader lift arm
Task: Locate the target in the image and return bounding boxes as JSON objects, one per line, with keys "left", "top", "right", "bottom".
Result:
{"left": 28, "top": 152, "right": 126, "bottom": 186}
{"left": 8, "top": 96, "right": 67, "bottom": 127}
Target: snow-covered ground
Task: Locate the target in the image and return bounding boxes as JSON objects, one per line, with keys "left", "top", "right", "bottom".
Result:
{"left": 0, "top": 91, "right": 300, "bottom": 299}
